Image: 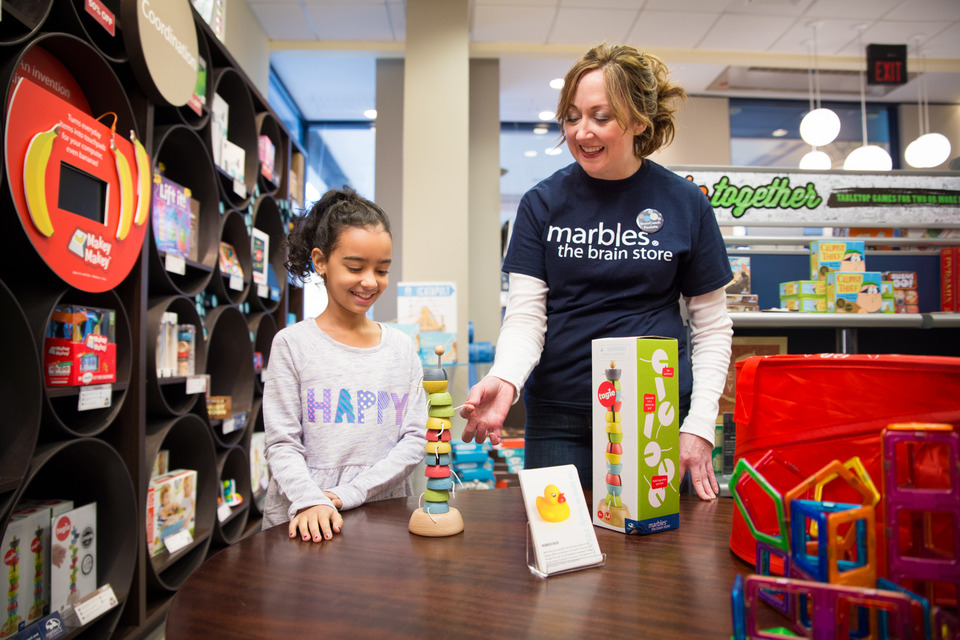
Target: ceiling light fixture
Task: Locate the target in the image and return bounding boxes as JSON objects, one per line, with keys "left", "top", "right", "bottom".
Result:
{"left": 545, "top": 147, "right": 562, "bottom": 156}
{"left": 844, "top": 25, "right": 892, "bottom": 171}
{"left": 905, "top": 40, "right": 952, "bottom": 168}
{"left": 538, "top": 110, "right": 556, "bottom": 121}
{"left": 524, "top": 150, "right": 538, "bottom": 157}
{"left": 533, "top": 126, "right": 548, "bottom": 135}
{"left": 772, "top": 128, "right": 788, "bottom": 137}
{"left": 363, "top": 109, "right": 377, "bottom": 119}
{"left": 799, "top": 22, "right": 840, "bottom": 148}
{"left": 549, "top": 78, "right": 564, "bottom": 90}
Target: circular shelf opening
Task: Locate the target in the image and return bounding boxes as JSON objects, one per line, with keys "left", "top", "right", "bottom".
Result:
{"left": 209, "top": 208, "right": 252, "bottom": 306}
{"left": 15, "top": 285, "right": 133, "bottom": 440}
{"left": 19, "top": 438, "right": 137, "bottom": 639}
{"left": 207, "top": 67, "right": 257, "bottom": 209}
{"left": 0, "top": 279, "right": 43, "bottom": 523}
{"left": 147, "top": 295, "right": 209, "bottom": 416}
{"left": 0, "top": 0, "right": 54, "bottom": 46}
{"left": 203, "top": 304, "right": 254, "bottom": 448}
{"left": 247, "top": 311, "right": 277, "bottom": 396}
{"left": 214, "top": 445, "right": 251, "bottom": 545}
{"left": 149, "top": 125, "right": 221, "bottom": 297}
{"left": 248, "top": 195, "right": 287, "bottom": 313}
{"left": 145, "top": 414, "right": 218, "bottom": 593}
{"left": 255, "top": 112, "right": 284, "bottom": 197}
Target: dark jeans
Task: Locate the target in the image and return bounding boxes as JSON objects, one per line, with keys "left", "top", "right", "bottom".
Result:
{"left": 522, "top": 393, "right": 692, "bottom": 492}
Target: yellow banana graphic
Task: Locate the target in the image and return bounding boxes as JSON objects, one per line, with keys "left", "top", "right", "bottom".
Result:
{"left": 113, "top": 138, "right": 135, "bottom": 241}
{"left": 23, "top": 124, "right": 59, "bottom": 237}
{"left": 131, "top": 131, "right": 151, "bottom": 226}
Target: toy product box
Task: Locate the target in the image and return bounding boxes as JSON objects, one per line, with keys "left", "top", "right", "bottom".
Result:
{"left": 49, "top": 502, "right": 96, "bottom": 617}
{"left": 826, "top": 271, "right": 884, "bottom": 313}
{"left": 145, "top": 470, "right": 197, "bottom": 558}
{"left": 9, "top": 500, "right": 74, "bottom": 628}
{"left": 809, "top": 240, "right": 865, "bottom": 280}
{"left": 43, "top": 305, "right": 116, "bottom": 387}
{"left": 592, "top": 336, "right": 679, "bottom": 535}
{"left": 1, "top": 509, "right": 53, "bottom": 637}
{"left": 779, "top": 280, "right": 825, "bottom": 297}
{"left": 941, "top": 246, "right": 957, "bottom": 312}
{"left": 151, "top": 173, "right": 194, "bottom": 261}
{"left": 881, "top": 270, "right": 919, "bottom": 314}
{"left": 780, "top": 295, "right": 826, "bottom": 313}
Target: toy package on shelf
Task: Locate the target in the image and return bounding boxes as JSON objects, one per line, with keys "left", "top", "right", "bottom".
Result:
{"left": 250, "top": 432, "right": 269, "bottom": 499}
{"left": 725, "top": 293, "right": 759, "bottom": 312}
{"left": 809, "top": 240, "right": 865, "bottom": 280}
{"left": 251, "top": 228, "right": 269, "bottom": 286}
{"left": 218, "top": 242, "right": 243, "bottom": 279}
{"left": 592, "top": 336, "right": 679, "bottom": 535}
{"left": 49, "top": 502, "right": 96, "bottom": 617}
{"left": 258, "top": 135, "right": 276, "bottom": 183}
{"left": 156, "top": 312, "right": 179, "bottom": 378}
{"left": 151, "top": 172, "right": 195, "bottom": 261}
{"left": 1, "top": 509, "right": 51, "bottom": 637}
{"left": 826, "top": 271, "right": 885, "bottom": 313}
{"left": 941, "top": 246, "right": 957, "bottom": 312}
{"left": 146, "top": 470, "right": 197, "bottom": 558}
{"left": 43, "top": 305, "right": 116, "bottom": 387}
{"left": 881, "top": 270, "right": 919, "bottom": 313}
{"left": 725, "top": 256, "right": 751, "bottom": 294}
{"left": 210, "top": 92, "right": 228, "bottom": 168}
{"left": 187, "top": 55, "right": 207, "bottom": 116}
{"left": 151, "top": 450, "right": 170, "bottom": 480}
{"left": 177, "top": 325, "right": 196, "bottom": 377}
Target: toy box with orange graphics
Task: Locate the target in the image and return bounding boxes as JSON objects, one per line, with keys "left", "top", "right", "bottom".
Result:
{"left": 1, "top": 509, "right": 51, "bottom": 638}
{"left": 43, "top": 305, "right": 116, "bottom": 386}
{"left": 592, "top": 336, "right": 679, "bottom": 535}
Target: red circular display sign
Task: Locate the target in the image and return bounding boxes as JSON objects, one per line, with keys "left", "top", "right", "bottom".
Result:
{"left": 5, "top": 76, "right": 149, "bottom": 292}
{"left": 597, "top": 380, "right": 617, "bottom": 408}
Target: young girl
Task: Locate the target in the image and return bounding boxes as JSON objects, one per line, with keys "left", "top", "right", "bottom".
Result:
{"left": 262, "top": 187, "right": 427, "bottom": 542}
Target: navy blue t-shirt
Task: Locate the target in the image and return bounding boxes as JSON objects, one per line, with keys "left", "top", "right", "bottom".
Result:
{"left": 502, "top": 160, "right": 733, "bottom": 412}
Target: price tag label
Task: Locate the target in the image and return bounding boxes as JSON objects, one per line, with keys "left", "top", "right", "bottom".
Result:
{"left": 233, "top": 179, "right": 247, "bottom": 198}
{"left": 72, "top": 584, "right": 119, "bottom": 625}
{"left": 163, "top": 529, "right": 193, "bottom": 554}
{"left": 186, "top": 375, "right": 208, "bottom": 395}
{"left": 218, "top": 503, "right": 232, "bottom": 522}
{"left": 229, "top": 274, "right": 243, "bottom": 291}
{"left": 258, "top": 283, "right": 269, "bottom": 299}
{"left": 222, "top": 416, "right": 238, "bottom": 434}
{"left": 78, "top": 384, "right": 112, "bottom": 411}
{"left": 165, "top": 252, "right": 186, "bottom": 275}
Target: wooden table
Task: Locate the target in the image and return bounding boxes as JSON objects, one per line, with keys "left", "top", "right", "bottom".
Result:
{"left": 166, "top": 490, "right": 754, "bottom": 639}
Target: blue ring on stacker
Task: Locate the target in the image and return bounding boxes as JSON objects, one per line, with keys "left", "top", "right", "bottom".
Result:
{"left": 606, "top": 483, "right": 622, "bottom": 496}
{"left": 423, "top": 453, "right": 451, "bottom": 466}
{"left": 423, "top": 501, "right": 450, "bottom": 514}
{"left": 608, "top": 463, "right": 622, "bottom": 475}
{"left": 427, "top": 477, "right": 454, "bottom": 491}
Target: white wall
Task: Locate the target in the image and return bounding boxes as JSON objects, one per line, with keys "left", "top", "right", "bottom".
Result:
{"left": 651, "top": 96, "right": 732, "bottom": 167}
{"left": 224, "top": 0, "right": 270, "bottom": 97}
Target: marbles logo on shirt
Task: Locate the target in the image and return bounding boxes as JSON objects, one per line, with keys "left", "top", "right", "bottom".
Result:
{"left": 546, "top": 213, "right": 674, "bottom": 263}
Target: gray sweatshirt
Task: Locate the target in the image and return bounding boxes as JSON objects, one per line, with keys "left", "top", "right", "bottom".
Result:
{"left": 262, "top": 319, "right": 427, "bottom": 528}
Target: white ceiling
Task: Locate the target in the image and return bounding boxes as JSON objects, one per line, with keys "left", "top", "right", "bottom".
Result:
{"left": 250, "top": 0, "right": 960, "bottom": 122}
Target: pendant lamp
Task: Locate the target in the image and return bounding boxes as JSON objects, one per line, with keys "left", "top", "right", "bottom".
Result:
{"left": 905, "top": 43, "right": 952, "bottom": 168}
{"left": 844, "top": 26, "right": 892, "bottom": 171}
{"left": 799, "top": 22, "right": 840, "bottom": 148}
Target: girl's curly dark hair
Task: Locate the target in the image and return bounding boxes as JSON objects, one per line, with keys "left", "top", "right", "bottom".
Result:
{"left": 283, "top": 186, "right": 391, "bottom": 283}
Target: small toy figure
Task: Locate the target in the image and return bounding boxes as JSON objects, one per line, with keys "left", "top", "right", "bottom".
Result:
{"left": 409, "top": 346, "right": 464, "bottom": 537}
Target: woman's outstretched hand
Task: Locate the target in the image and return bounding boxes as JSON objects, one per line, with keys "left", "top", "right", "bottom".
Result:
{"left": 459, "top": 376, "right": 515, "bottom": 446}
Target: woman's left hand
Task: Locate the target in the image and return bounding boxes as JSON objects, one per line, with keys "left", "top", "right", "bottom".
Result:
{"left": 679, "top": 432, "right": 719, "bottom": 501}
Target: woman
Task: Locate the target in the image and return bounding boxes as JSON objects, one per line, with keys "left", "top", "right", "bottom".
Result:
{"left": 460, "top": 44, "right": 733, "bottom": 500}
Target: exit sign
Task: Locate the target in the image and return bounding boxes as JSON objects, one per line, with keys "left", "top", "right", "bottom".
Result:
{"left": 867, "top": 44, "right": 907, "bottom": 85}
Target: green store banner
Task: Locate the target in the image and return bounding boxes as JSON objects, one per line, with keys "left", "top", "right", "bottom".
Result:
{"left": 674, "top": 168, "right": 960, "bottom": 226}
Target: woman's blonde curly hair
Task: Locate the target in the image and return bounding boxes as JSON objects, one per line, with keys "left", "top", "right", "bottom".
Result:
{"left": 556, "top": 43, "right": 686, "bottom": 159}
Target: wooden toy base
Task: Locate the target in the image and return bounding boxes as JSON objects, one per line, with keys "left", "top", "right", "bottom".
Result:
{"left": 597, "top": 502, "right": 631, "bottom": 529}
{"left": 408, "top": 507, "right": 464, "bottom": 537}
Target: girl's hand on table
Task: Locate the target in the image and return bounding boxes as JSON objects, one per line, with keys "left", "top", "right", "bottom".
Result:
{"left": 290, "top": 503, "right": 343, "bottom": 542}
